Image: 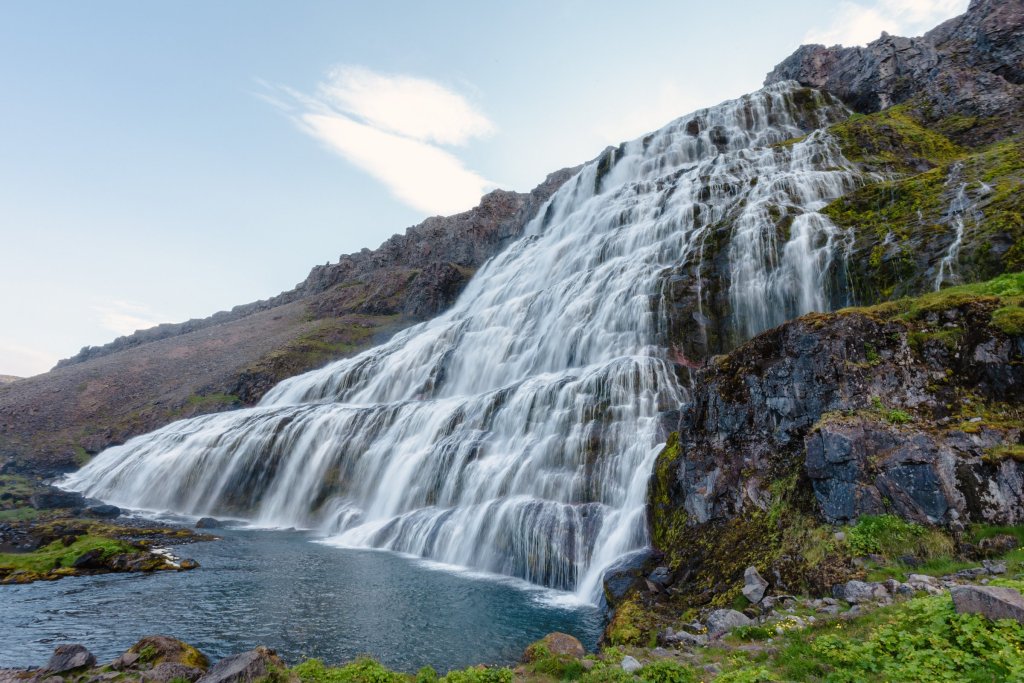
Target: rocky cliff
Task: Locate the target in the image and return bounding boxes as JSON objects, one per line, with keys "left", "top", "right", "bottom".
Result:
{"left": 765, "top": 0, "right": 1023, "bottom": 147}
{"left": 0, "top": 169, "right": 575, "bottom": 477}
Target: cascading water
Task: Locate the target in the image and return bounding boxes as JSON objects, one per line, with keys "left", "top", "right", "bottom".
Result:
{"left": 934, "top": 163, "right": 975, "bottom": 290}
{"left": 63, "top": 82, "right": 862, "bottom": 602}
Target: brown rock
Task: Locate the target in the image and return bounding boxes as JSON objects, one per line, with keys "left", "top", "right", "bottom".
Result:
{"left": 522, "top": 632, "right": 586, "bottom": 662}
{"left": 124, "top": 636, "right": 209, "bottom": 670}
{"left": 951, "top": 585, "right": 1024, "bottom": 623}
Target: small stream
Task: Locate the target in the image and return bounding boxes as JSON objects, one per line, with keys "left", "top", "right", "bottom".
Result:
{"left": 0, "top": 527, "right": 603, "bottom": 671}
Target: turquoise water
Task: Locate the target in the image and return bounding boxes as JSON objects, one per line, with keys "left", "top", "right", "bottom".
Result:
{"left": 0, "top": 527, "right": 603, "bottom": 671}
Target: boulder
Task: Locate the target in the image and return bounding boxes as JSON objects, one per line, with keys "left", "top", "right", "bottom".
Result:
{"left": 742, "top": 566, "right": 769, "bottom": 604}
{"left": 620, "top": 656, "right": 641, "bottom": 673}
{"left": 660, "top": 628, "right": 708, "bottom": 647}
{"left": 85, "top": 504, "right": 121, "bottom": 519}
{"left": 29, "top": 489, "right": 85, "bottom": 510}
{"left": 951, "top": 585, "right": 1024, "bottom": 623}
{"left": 601, "top": 548, "right": 660, "bottom": 606}
{"left": 143, "top": 663, "right": 205, "bottom": 683}
{"left": 647, "top": 566, "right": 672, "bottom": 588}
{"left": 72, "top": 548, "right": 108, "bottom": 570}
{"left": 41, "top": 644, "right": 96, "bottom": 674}
{"left": 195, "top": 518, "right": 223, "bottom": 529}
{"left": 706, "top": 609, "right": 753, "bottom": 637}
{"left": 983, "top": 560, "right": 1008, "bottom": 575}
{"left": 834, "top": 580, "right": 888, "bottom": 604}
{"left": 125, "top": 636, "right": 209, "bottom": 670}
{"left": 522, "top": 632, "right": 585, "bottom": 661}
{"left": 196, "top": 647, "right": 284, "bottom": 683}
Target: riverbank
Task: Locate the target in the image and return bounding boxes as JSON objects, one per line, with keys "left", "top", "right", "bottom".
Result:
{"left": 5, "top": 567, "right": 1023, "bottom": 683}
{"left": 0, "top": 474, "right": 209, "bottom": 584}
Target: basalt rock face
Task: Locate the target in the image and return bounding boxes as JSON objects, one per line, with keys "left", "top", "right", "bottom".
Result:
{"left": 765, "top": 0, "right": 1024, "bottom": 146}
{"left": 655, "top": 297, "right": 1024, "bottom": 534}
{"left": 0, "top": 171, "right": 574, "bottom": 477}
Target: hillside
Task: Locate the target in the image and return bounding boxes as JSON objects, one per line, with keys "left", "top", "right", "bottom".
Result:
{"left": 0, "top": 170, "right": 575, "bottom": 477}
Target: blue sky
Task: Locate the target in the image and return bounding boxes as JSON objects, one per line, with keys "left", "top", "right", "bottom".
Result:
{"left": 0, "top": 0, "right": 968, "bottom": 376}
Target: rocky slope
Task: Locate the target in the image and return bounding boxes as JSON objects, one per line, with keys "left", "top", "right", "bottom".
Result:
{"left": 765, "top": 0, "right": 1023, "bottom": 147}
{"left": 600, "top": 275, "right": 1024, "bottom": 643}
{"left": 0, "top": 169, "right": 575, "bottom": 477}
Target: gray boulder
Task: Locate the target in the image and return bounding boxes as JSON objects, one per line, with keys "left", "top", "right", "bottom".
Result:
{"left": 951, "top": 585, "right": 1024, "bottom": 623}
{"left": 620, "top": 656, "right": 642, "bottom": 673}
{"left": 742, "top": 566, "right": 769, "bottom": 604}
{"left": 706, "top": 609, "right": 753, "bottom": 637}
{"left": 143, "top": 663, "right": 205, "bottom": 683}
{"left": 834, "top": 580, "right": 888, "bottom": 604}
{"left": 42, "top": 644, "right": 96, "bottom": 674}
{"left": 197, "top": 647, "right": 284, "bottom": 683}
{"left": 85, "top": 504, "right": 121, "bottom": 519}
{"left": 195, "top": 517, "right": 223, "bottom": 529}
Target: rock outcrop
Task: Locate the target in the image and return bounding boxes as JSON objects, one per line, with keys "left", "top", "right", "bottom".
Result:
{"left": 765, "top": 0, "right": 1024, "bottom": 146}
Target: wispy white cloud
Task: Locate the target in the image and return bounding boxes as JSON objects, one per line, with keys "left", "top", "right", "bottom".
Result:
{"left": 270, "top": 67, "right": 496, "bottom": 215}
{"left": 94, "top": 300, "right": 168, "bottom": 337}
{"left": 804, "top": 0, "right": 969, "bottom": 46}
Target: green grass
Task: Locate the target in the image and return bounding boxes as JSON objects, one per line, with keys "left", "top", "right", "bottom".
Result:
{"left": 0, "top": 535, "right": 134, "bottom": 574}
{"left": 846, "top": 514, "right": 953, "bottom": 559}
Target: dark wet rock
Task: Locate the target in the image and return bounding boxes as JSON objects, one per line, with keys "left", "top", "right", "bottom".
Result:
{"left": 71, "top": 548, "right": 107, "bottom": 570}
{"left": 195, "top": 517, "right": 223, "bottom": 529}
{"left": 602, "top": 548, "right": 662, "bottom": 606}
{"left": 41, "top": 644, "right": 96, "bottom": 674}
{"left": 951, "top": 585, "right": 1024, "bottom": 623}
{"left": 29, "top": 488, "right": 84, "bottom": 510}
{"left": 743, "top": 566, "right": 769, "bottom": 604}
{"left": 85, "top": 504, "right": 121, "bottom": 519}
{"left": 648, "top": 566, "right": 672, "bottom": 588}
{"left": 522, "top": 632, "right": 585, "bottom": 661}
{"left": 765, "top": 0, "right": 1024, "bottom": 146}
{"left": 196, "top": 647, "right": 284, "bottom": 683}
{"left": 706, "top": 609, "right": 753, "bottom": 637}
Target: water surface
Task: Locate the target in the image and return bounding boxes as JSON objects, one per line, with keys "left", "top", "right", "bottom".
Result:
{"left": 0, "top": 528, "right": 603, "bottom": 671}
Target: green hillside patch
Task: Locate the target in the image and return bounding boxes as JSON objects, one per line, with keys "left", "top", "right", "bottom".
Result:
{"left": 0, "top": 535, "right": 134, "bottom": 575}
{"left": 829, "top": 105, "right": 963, "bottom": 173}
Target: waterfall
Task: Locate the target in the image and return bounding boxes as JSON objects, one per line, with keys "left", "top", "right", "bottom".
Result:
{"left": 63, "top": 82, "right": 860, "bottom": 602}
{"left": 935, "top": 163, "right": 972, "bottom": 290}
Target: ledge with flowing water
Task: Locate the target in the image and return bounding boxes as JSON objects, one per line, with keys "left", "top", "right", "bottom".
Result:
{"left": 63, "top": 81, "right": 866, "bottom": 602}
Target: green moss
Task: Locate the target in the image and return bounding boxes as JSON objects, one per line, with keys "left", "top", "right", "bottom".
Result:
{"left": 0, "top": 535, "right": 135, "bottom": 575}
{"left": 185, "top": 392, "right": 240, "bottom": 409}
{"left": 829, "top": 105, "right": 963, "bottom": 172}
{"left": 991, "top": 306, "right": 1024, "bottom": 336}
{"left": 72, "top": 446, "right": 91, "bottom": 467}
{"left": 983, "top": 444, "right": 1024, "bottom": 465}
{"left": 648, "top": 433, "right": 687, "bottom": 552}
{"left": 845, "top": 514, "right": 952, "bottom": 559}
{"left": 606, "top": 597, "right": 651, "bottom": 647}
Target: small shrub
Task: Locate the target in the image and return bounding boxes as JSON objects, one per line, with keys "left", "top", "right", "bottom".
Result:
{"left": 416, "top": 667, "right": 438, "bottom": 683}
{"left": 847, "top": 514, "right": 951, "bottom": 559}
{"left": 732, "top": 624, "right": 776, "bottom": 641}
{"left": 885, "top": 409, "right": 912, "bottom": 424}
{"left": 636, "top": 660, "right": 698, "bottom": 683}
{"left": 440, "top": 667, "right": 513, "bottom": 683}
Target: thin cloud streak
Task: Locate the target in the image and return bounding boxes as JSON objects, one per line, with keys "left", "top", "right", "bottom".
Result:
{"left": 274, "top": 66, "right": 496, "bottom": 216}
{"left": 804, "top": 0, "right": 969, "bottom": 46}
